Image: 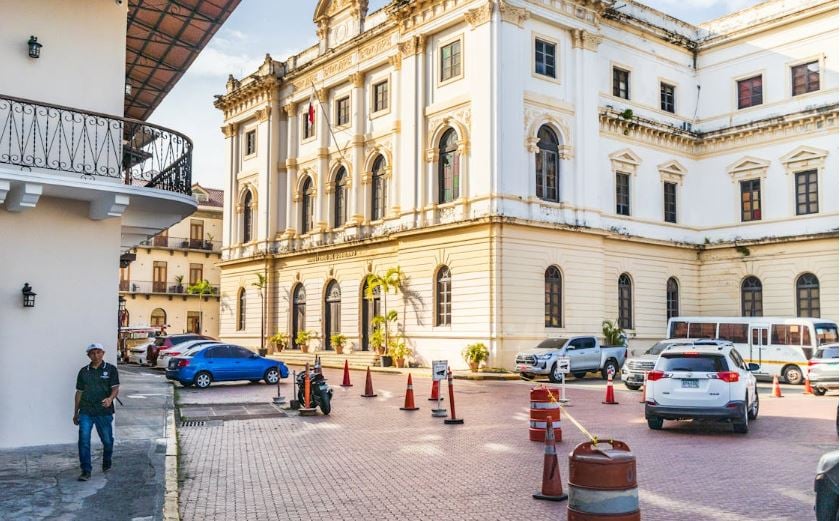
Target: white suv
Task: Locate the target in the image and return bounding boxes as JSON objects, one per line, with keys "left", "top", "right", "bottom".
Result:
{"left": 644, "top": 340, "right": 759, "bottom": 434}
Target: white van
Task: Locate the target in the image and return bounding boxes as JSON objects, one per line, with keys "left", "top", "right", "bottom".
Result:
{"left": 666, "top": 316, "right": 839, "bottom": 384}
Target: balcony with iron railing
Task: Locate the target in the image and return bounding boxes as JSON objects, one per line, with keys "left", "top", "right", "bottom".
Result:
{"left": 139, "top": 235, "right": 222, "bottom": 252}
{"left": 0, "top": 94, "right": 192, "bottom": 195}
{"left": 120, "top": 280, "right": 220, "bottom": 296}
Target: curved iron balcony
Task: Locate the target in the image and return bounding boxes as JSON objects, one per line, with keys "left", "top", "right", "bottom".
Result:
{"left": 0, "top": 94, "right": 191, "bottom": 195}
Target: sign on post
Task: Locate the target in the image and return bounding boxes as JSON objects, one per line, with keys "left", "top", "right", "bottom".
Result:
{"left": 432, "top": 360, "right": 448, "bottom": 381}
{"left": 557, "top": 357, "right": 570, "bottom": 374}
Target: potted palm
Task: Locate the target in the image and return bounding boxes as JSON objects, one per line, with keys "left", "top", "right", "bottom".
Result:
{"left": 295, "top": 329, "right": 314, "bottom": 353}
{"left": 174, "top": 275, "right": 184, "bottom": 293}
{"left": 388, "top": 338, "right": 411, "bottom": 368}
{"left": 462, "top": 342, "right": 489, "bottom": 372}
{"left": 330, "top": 333, "right": 347, "bottom": 354}
{"left": 602, "top": 320, "right": 626, "bottom": 347}
{"left": 269, "top": 332, "right": 288, "bottom": 353}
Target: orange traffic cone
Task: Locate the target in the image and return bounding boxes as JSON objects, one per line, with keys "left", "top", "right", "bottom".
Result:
{"left": 400, "top": 374, "right": 419, "bottom": 411}
{"left": 602, "top": 373, "right": 619, "bottom": 405}
{"left": 340, "top": 359, "right": 353, "bottom": 387}
{"left": 771, "top": 374, "right": 783, "bottom": 398}
{"left": 533, "top": 415, "right": 568, "bottom": 501}
{"left": 361, "top": 366, "right": 377, "bottom": 398}
{"left": 803, "top": 374, "right": 813, "bottom": 395}
{"left": 428, "top": 379, "right": 440, "bottom": 401}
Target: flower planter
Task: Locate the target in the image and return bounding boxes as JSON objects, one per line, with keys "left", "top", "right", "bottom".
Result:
{"left": 395, "top": 358, "right": 405, "bottom": 368}
{"left": 469, "top": 361, "right": 479, "bottom": 372}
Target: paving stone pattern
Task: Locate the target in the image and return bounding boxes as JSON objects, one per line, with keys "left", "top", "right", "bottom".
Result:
{"left": 177, "top": 368, "right": 837, "bottom": 520}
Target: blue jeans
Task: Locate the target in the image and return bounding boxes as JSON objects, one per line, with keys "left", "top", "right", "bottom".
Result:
{"left": 78, "top": 413, "right": 114, "bottom": 473}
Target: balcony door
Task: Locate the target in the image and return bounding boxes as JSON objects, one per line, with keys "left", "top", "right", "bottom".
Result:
{"left": 119, "top": 266, "right": 130, "bottom": 291}
{"left": 153, "top": 229, "right": 168, "bottom": 247}
{"left": 153, "top": 261, "right": 167, "bottom": 293}
{"left": 190, "top": 219, "right": 204, "bottom": 249}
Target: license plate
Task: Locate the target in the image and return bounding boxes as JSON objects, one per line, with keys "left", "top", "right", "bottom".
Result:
{"left": 168, "top": 360, "right": 176, "bottom": 369}
{"left": 517, "top": 365, "right": 528, "bottom": 371}
{"left": 681, "top": 379, "right": 699, "bottom": 388}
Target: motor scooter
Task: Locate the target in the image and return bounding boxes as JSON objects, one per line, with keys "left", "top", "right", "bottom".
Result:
{"left": 296, "top": 361, "right": 333, "bottom": 415}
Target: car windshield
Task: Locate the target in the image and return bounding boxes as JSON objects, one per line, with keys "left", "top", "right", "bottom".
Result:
{"left": 536, "top": 338, "right": 568, "bottom": 349}
{"left": 154, "top": 337, "right": 166, "bottom": 347}
{"left": 645, "top": 342, "right": 671, "bottom": 356}
{"left": 816, "top": 346, "right": 839, "bottom": 359}
{"left": 815, "top": 324, "right": 839, "bottom": 345}
{"left": 657, "top": 354, "right": 727, "bottom": 372}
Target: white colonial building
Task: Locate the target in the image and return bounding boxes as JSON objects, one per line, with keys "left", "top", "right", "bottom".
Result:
{"left": 215, "top": 0, "right": 838, "bottom": 368}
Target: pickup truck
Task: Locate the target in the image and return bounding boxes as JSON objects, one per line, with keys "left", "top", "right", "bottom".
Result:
{"left": 514, "top": 336, "right": 627, "bottom": 382}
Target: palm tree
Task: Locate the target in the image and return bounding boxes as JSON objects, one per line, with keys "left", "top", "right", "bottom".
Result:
{"left": 186, "top": 279, "right": 214, "bottom": 334}
{"left": 365, "top": 266, "right": 403, "bottom": 353}
{"left": 252, "top": 273, "right": 267, "bottom": 354}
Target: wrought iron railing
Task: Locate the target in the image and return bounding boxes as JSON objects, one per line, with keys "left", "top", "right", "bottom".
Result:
{"left": 0, "top": 94, "right": 192, "bottom": 195}
{"left": 139, "top": 235, "right": 222, "bottom": 251}
{"left": 120, "top": 280, "right": 220, "bottom": 295}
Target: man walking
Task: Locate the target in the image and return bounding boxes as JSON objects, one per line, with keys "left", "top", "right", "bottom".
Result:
{"left": 73, "top": 343, "right": 120, "bottom": 481}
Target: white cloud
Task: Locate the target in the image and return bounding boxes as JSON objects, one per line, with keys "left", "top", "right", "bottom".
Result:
{"left": 189, "top": 46, "right": 263, "bottom": 78}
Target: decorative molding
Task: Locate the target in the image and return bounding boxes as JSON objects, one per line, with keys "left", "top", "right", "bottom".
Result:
{"left": 399, "top": 35, "right": 426, "bottom": 57}
{"left": 609, "top": 148, "right": 642, "bottom": 175}
{"left": 349, "top": 71, "right": 365, "bottom": 88}
{"left": 5, "top": 182, "right": 42, "bottom": 212}
{"left": 571, "top": 29, "right": 603, "bottom": 51}
{"left": 388, "top": 53, "right": 402, "bottom": 70}
{"left": 524, "top": 108, "right": 574, "bottom": 147}
{"left": 426, "top": 105, "right": 471, "bottom": 151}
{"left": 286, "top": 158, "right": 298, "bottom": 169}
{"left": 221, "top": 123, "right": 238, "bottom": 138}
{"left": 727, "top": 156, "right": 770, "bottom": 182}
{"left": 658, "top": 160, "right": 687, "bottom": 184}
{"left": 359, "top": 33, "right": 393, "bottom": 61}
{"left": 524, "top": 0, "right": 604, "bottom": 26}
{"left": 89, "top": 193, "right": 130, "bottom": 220}
{"left": 779, "top": 145, "right": 828, "bottom": 174}
{"left": 256, "top": 106, "right": 271, "bottom": 122}
{"left": 283, "top": 103, "right": 296, "bottom": 117}
{"left": 499, "top": 0, "right": 529, "bottom": 28}
{"left": 464, "top": 2, "right": 494, "bottom": 29}
{"left": 316, "top": 88, "right": 328, "bottom": 103}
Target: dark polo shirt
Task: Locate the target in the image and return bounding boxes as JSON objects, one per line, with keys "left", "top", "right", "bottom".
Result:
{"left": 76, "top": 362, "right": 120, "bottom": 416}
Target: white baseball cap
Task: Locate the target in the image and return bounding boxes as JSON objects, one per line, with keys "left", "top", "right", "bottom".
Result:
{"left": 85, "top": 343, "right": 105, "bottom": 353}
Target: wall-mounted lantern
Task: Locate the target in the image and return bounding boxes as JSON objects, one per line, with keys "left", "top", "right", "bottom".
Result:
{"left": 22, "top": 283, "right": 36, "bottom": 307}
{"left": 27, "top": 36, "right": 42, "bottom": 59}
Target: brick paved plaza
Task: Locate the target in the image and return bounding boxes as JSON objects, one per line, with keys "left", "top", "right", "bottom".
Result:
{"left": 176, "top": 368, "right": 837, "bottom": 520}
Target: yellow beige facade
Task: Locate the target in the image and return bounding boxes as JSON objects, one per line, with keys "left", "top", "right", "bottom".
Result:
{"left": 214, "top": 0, "right": 838, "bottom": 368}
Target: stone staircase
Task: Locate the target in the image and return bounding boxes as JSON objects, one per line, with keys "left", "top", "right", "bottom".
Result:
{"left": 268, "top": 350, "right": 380, "bottom": 370}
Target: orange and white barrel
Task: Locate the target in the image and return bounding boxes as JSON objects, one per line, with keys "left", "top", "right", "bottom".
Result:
{"left": 529, "top": 387, "right": 562, "bottom": 442}
{"left": 568, "top": 440, "right": 640, "bottom": 521}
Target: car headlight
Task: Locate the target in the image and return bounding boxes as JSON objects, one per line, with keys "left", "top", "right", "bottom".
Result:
{"left": 536, "top": 354, "right": 553, "bottom": 360}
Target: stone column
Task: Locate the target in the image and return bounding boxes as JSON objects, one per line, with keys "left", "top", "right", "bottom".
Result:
{"left": 283, "top": 103, "right": 298, "bottom": 237}
{"left": 388, "top": 54, "right": 402, "bottom": 218}
{"left": 221, "top": 123, "right": 238, "bottom": 251}
{"left": 350, "top": 72, "right": 365, "bottom": 224}
{"left": 315, "top": 88, "right": 329, "bottom": 234}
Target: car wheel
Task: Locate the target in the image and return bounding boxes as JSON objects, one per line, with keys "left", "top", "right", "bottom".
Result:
{"left": 733, "top": 395, "right": 750, "bottom": 434}
{"left": 748, "top": 386, "right": 759, "bottom": 420}
{"left": 813, "top": 387, "right": 828, "bottom": 396}
{"left": 601, "top": 360, "right": 619, "bottom": 380}
{"left": 572, "top": 372, "right": 587, "bottom": 379}
{"left": 264, "top": 367, "right": 280, "bottom": 385}
{"left": 548, "top": 363, "right": 562, "bottom": 383}
{"left": 194, "top": 371, "right": 212, "bottom": 389}
{"left": 647, "top": 416, "right": 663, "bottom": 430}
{"left": 624, "top": 383, "right": 641, "bottom": 391}
{"left": 783, "top": 365, "right": 803, "bottom": 385}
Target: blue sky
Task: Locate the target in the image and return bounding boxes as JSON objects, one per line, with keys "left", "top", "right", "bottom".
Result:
{"left": 149, "top": 0, "right": 763, "bottom": 188}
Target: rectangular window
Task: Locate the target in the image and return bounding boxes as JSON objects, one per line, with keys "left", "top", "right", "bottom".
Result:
{"left": 373, "top": 81, "right": 389, "bottom": 112}
{"left": 535, "top": 39, "right": 556, "bottom": 78}
{"left": 792, "top": 61, "right": 820, "bottom": 96}
{"left": 688, "top": 322, "right": 716, "bottom": 339}
{"left": 719, "top": 323, "right": 749, "bottom": 344}
{"left": 613, "top": 67, "right": 629, "bottom": 99}
{"left": 670, "top": 321, "right": 689, "bottom": 338}
{"left": 244, "top": 130, "right": 256, "bottom": 156}
{"left": 153, "top": 261, "right": 167, "bottom": 293}
{"left": 795, "top": 170, "right": 818, "bottom": 215}
{"left": 616, "top": 172, "right": 630, "bottom": 216}
{"left": 302, "top": 111, "right": 315, "bottom": 139}
{"left": 660, "top": 82, "right": 675, "bottom": 113}
{"left": 740, "top": 179, "right": 761, "bottom": 222}
{"left": 737, "top": 76, "right": 763, "bottom": 109}
{"left": 189, "top": 264, "right": 203, "bottom": 286}
{"left": 336, "top": 96, "right": 350, "bottom": 126}
{"left": 187, "top": 311, "right": 201, "bottom": 334}
{"left": 119, "top": 266, "right": 130, "bottom": 291}
{"left": 189, "top": 219, "right": 204, "bottom": 249}
{"left": 153, "top": 229, "right": 168, "bottom": 247}
{"left": 663, "top": 182, "right": 677, "bottom": 223}
{"left": 440, "top": 40, "right": 462, "bottom": 82}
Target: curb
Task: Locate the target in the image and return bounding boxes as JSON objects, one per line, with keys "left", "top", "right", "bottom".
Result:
{"left": 163, "top": 393, "right": 180, "bottom": 521}
{"left": 282, "top": 361, "right": 517, "bottom": 380}
{"left": 453, "top": 372, "right": 520, "bottom": 381}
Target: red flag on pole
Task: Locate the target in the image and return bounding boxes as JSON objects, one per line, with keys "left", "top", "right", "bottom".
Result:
{"left": 308, "top": 93, "right": 315, "bottom": 126}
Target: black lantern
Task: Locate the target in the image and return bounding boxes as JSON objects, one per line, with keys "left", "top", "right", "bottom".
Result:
{"left": 22, "top": 283, "right": 36, "bottom": 307}
{"left": 27, "top": 36, "right": 42, "bottom": 59}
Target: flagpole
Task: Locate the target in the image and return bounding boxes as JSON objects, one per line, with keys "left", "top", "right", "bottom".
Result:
{"left": 310, "top": 80, "right": 350, "bottom": 164}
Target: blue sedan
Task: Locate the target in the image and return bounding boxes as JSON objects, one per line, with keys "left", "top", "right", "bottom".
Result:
{"left": 166, "top": 344, "right": 289, "bottom": 388}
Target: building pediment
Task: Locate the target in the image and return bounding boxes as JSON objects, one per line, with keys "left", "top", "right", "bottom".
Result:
{"left": 314, "top": 0, "right": 368, "bottom": 52}
{"left": 658, "top": 160, "right": 688, "bottom": 184}
{"left": 727, "top": 156, "right": 770, "bottom": 182}
{"left": 609, "top": 148, "right": 642, "bottom": 175}
{"left": 779, "top": 145, "right": 828, "bottom": 173}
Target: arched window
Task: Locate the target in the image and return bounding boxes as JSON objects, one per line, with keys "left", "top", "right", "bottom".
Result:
{"left": 361, "top": 279, "right": 381, "bottom": 351}
{"left": 435, "top": 266, "right": 452, "bottom": 326}
{"left": 301, "top": 177, "right": 314, "bottom": 234}
{"left": 334, "top": 168, "right": 348, "bottom": 228}
{"left": 666, "top": 277, "right": 679, "bottom": 320}
{"left": 150, "top": 308, "right": 166, "bottom": 327}
{"left": 324, "top": 281, "right": 341, "bottom": 349}
{"left": 371, "top": 155, "right": 387, "bottom": 221}
{"left": 544, "top": 266, "right": 562, "bottom": 327}
{"left": 292, "top": 284, "right": 306, "bottom": 348}
{"left": 236, "top": 288, "right": 246, "bottom": 331}
{"left": 796, "top": 273, "right": 820, "bottom": 318}
{"left": 438, "top": 129, "right": 460, "bottom": 204}
{"left": 741, "top": 276, "right": 763, "bottom": 317}
{"left": 618, "top": 273, "right": 633, "bottom": 329}
{"left": 536, "top": 125, "right": 559, "bottom": 202}
{"left": 242, "top": 190, "right": 253, "bottom": 243}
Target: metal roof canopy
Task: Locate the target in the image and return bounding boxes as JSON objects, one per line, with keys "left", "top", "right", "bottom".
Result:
{"left": 125, "top": 0, "right": 241, "bottom": 121}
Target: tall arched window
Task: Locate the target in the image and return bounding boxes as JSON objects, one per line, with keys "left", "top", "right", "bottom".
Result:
{"left": 666, "top": 277, "right": 679, "bottom": 320}
{"left": 334, "top": 168, "right": 348, "bottom": 228}
{"left": 371, "top": 155, "right": 387, "bottom": 221}
{"left": 545, "top": 266, "right": 562, "bottom": 327}
{"left": 292, "top": 284, "right": 306, "bottom": 348}
{"left": 435, "top": 266, "right": 452, "bottom": 326}
{"left": 796, "top": 273, "right": 820, "bottom": 318}
{"left": 236, "top": 288, "right": 246, "bottom": 331}
{"left": 618, "top": 273, "right": 633, "bottom": 329}
{"left": 150, "top": 308, "right": 166, "bottom": 327}
{"left": 536, "top": 125, "right": 559, "bottom": 202}
{"left": 741, "top": 276, "right": 763, "bottom": 317}
{"left": 242, "top": 190, "right": 253, "bottom": 243}
{"left": 438, "top": 129, "right": 460, "bottom": 204}
{"left": 324, "top": 281, "right": 341, "bottom": 349}
{"left": 361, "top": 280, "right": 381, "bottom": 351}
{"left": 301, "top": 177, "right": 314, "bottom": 234}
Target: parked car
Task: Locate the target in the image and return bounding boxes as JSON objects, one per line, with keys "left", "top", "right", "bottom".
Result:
{"left": 809, "top": 344, "right": 839, "bottom": 396}
{"left": 814, "top": 450, "right": 839, "bottom": 521}
{"left": 128, "top": 341, "right": 153, "bottom": 365}
{"left": 157, "top": 339, "right": 220, "bottom": 369}
{"left": 147, "top": 334, "right": 214, "bottom": 366}
{"left": 644, "top": 340, "right": 759, "bottom": 433}
{"left": 514, "top": 336, "right": 627, "bottom": 382}
{"left": 166, "top": 343, "right": 289, "bottom": 389}
{"left": 622, "top": 339, "right": 708, "bottom": 390}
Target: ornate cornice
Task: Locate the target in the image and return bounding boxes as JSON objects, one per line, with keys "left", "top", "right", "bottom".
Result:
{"left": 464, "top": 2, "right": 494, "bottom": 29}
{"left": 399, "top": 35, "right": 426, "bottom": 57}
{"left": 215, "top": 75, "right": 279, "bottom": 120}
{"left": 388, "top": 53, "right": 402, "bottom": 71}
{"left": 283, "top": 103, "right": 296, "bottom": 117}
{"left": 256, "top": 106, "right": 271, "bottom": 122}
{"left": 220, "top": 123, "right": 238, "bottom": 138}
{"left": 571, "top": 29, "right": 602, "bottom": 51}
{"left": 350, "top": 72, "right": 365, "bottom": 88}
{"left": 499, "top": 0, "right": 529, "bottom": 28}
